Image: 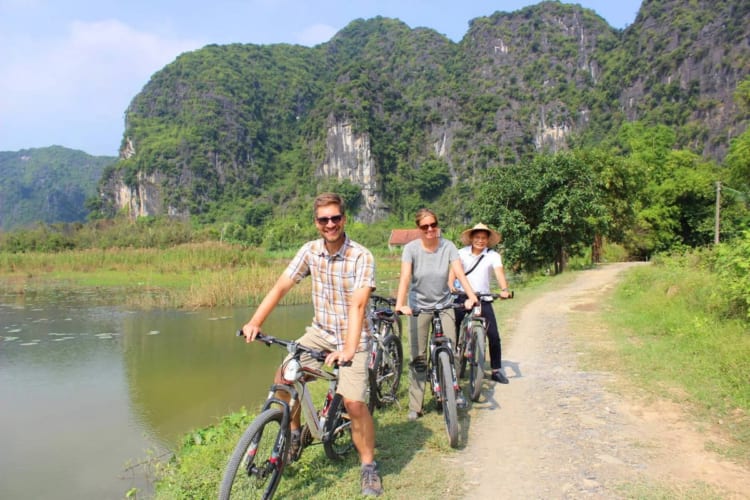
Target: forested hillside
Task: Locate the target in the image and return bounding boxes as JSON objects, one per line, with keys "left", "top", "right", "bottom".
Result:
{"left": 0, "top": 147, "right": 116, "bottom": 231}
{"left": 98, "top": 0, "right": 748, "bottom": 230}
{"left": 2, "top": 1, "right": 748, "bottom": 272}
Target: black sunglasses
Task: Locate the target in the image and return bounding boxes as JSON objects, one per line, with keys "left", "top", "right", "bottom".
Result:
{"left": 419, "top": 222, "right": 439, "bottom": 231}
{"left": 316, "top": 214, "right": 344, "bottom": 225}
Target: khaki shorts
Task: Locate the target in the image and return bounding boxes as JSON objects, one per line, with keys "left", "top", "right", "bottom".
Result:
{"left": 290, "top": 326, "right": 370, "bottom": 403}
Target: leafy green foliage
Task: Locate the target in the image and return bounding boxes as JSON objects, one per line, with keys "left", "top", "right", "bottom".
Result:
{"left": 0, "top": 147, "right": 115, "bottom": 231}
{"left": 710, "top": 231, "right": 750, "bottom": 319}
{"left": 476, "top": 151, "right": 607, "bottom": 273}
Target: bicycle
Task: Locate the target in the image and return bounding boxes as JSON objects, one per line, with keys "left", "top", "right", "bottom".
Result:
{"left": 366, "top": 294, "right": 404, "bottom": 408}
{"left": 454, "top": 292, "right": 513, "bottom": 402}
{"left": 219, "top": 332, "right": 358, "bottom": 500}
{"left": 411, "top": 302, "right": 466, "bottom": 448}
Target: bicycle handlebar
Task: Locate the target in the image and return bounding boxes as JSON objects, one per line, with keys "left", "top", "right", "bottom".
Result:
{"left": 411, "top": 302, "right": 466, "bottom": 316}
{"left": 235, "top": 330, "right": 330, "bottom": 362}
{"left": 370, "top": 294, "right": 397, "bottom": 306}
{"left": 453, "top": 291, "right": 514, "bottom": 301}
{"left": 235, "top": 330, "right": 354, "bottom": 366}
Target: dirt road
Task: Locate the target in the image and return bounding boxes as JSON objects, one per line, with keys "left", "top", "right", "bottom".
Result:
{"left": 455, "top": 262, "right": 749, "bottom": 499}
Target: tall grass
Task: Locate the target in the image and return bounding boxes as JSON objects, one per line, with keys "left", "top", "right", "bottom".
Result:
{"left": 0, "top": 243, "right": 404, "bottom": 309}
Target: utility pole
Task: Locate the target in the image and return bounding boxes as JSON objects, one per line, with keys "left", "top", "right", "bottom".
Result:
{"left": 714, "top": 181, "right": 721, "bottom": 244}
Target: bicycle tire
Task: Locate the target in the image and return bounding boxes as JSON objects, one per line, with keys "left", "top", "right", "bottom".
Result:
{"left": 469, "top": 325, "right": 486, "bottom": 402}
{"left": 438, "top": 350, "right": 459, "bottom": 448}
{"left": 218, "top": 408, "right": 288, "bottom": 500}
{"left": 369, "top": 333, "right": 403, "bottom": 408}
{"left": 457, "top": 322, "right": 470, "bottom": 379}
{"left": 322, "top": 393, "right": 355, "bottom": 460}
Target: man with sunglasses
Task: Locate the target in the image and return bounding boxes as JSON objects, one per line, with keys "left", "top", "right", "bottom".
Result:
{"left": 241, "top": 192, "right": 383, "bottom": 496}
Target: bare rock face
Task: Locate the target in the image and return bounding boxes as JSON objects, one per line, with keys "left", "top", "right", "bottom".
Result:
{"left": 317, "top": 116, "right": 386, "bottom": 222}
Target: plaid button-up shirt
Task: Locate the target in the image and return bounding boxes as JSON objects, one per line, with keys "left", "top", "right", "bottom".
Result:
{"left": 285, "top": 235, "right": 376, "bottom": 348}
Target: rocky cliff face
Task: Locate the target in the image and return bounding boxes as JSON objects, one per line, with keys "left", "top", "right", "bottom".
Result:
{"left": 317, "top": 116, "right": 387, "bottom": 222}
{"left": 613, "top": 0, "right": 750, "bottom": 159}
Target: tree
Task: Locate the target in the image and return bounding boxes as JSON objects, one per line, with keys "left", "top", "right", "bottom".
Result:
{"left": 476, "top": 151, "right": 607, "bottom": 274}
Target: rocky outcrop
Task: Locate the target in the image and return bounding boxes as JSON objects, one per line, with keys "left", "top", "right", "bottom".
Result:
{"left": 317, "top": 117, "right": 387, "bottom": 222}
{"left": 106, "top": 170, "right": 188, "bottom": 219}
{"left": 113, "top": 171, "right": 163, "bottom": 218}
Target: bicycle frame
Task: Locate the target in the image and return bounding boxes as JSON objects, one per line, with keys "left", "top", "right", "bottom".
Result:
{"left": 251, "top": 334, "right": 345, "bottom": 444}
{"left": 260, "top": 364, "right": 339, "bottom": 442}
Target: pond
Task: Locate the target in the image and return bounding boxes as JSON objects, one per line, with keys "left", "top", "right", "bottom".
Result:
{"left": 0, "top": 291, "right": 312, "bottom": 499}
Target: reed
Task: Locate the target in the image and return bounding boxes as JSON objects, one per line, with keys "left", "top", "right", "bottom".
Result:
{"left": 0, "top": 243, "right": 404, "bottom": 309}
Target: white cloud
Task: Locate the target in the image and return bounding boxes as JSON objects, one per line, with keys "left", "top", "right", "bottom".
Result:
{"left": 295, "top": 23, "right": 338, "bottom": 46}
{"left": 0, "top": 18, "right": 202, "bottom": 152}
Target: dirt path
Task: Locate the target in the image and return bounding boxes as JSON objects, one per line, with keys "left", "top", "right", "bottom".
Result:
{"left": 454, "top": 262, "right": 750, "bottom": 499}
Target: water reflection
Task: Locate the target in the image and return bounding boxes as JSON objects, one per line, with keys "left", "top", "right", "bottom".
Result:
{"left": 121, "top": 306, "right": 309, "bottom": 445}
{"left": 0, "top": 291, "right": 311, "bottom": 500}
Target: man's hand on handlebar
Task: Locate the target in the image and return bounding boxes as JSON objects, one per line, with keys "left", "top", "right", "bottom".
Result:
{"left": 325, "top": 348, "right": 355, "bottom": 367}
{"left": 241, "top": 323, "right": 262, "bottom": 343}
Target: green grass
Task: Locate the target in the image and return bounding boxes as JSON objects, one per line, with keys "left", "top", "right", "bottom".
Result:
{"left": 150, "top": 335, "right": 467, "bottom": 500}
{"left": 580, "top": 258, "right": 750, "bottom": 463}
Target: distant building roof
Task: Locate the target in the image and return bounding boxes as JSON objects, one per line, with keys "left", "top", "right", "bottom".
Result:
{"left": 388, "top": 228, "right": 441, "bottom": 246}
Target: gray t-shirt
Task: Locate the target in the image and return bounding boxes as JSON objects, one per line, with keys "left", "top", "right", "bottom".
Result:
{"left": 402, "top": 237, "right": 459, "bottom": 309}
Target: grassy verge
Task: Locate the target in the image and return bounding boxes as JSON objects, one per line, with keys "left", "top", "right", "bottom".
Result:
{"left": 576, "top": 258, "right": 750, "bottom": 465}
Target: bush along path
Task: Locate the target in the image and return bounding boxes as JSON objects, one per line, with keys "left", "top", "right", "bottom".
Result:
{"left": 455, "top": 262, "right": 750, "bottom": 499}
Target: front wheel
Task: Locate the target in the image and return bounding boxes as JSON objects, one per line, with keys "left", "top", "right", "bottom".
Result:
{"left": 369, "top": 333, "right": 403, "bottom": 408}
{"left": 469, "top": 325, "right": 486, "bottom": 402}
{"left": 323, "top": 393, "right": 355, "bottom": 460}
{"left": 437, "top": 350, "right": 459, "bottom": 448}
{"left": 218, "top": 408, "right": 288, "bottom": 500}
{"left": 456, "top": 321, "right": 471, "bottom": 379}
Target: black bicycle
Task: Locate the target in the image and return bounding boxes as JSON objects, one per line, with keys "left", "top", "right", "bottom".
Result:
{"left": 367, "top": 294, "right": 404, "bottom": 408}
{"left": 219, "top": 332, "right": 358, "bottom": 499}
{"left": 412, "top": 303, "right": 465, "bottom": 448}
{"left": 454, "top": 292, "right": 513, "bottom": 401}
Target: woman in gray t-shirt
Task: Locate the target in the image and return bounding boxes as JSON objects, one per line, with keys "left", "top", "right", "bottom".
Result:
{"left": 395, "top": 208, "right": 478, "bottom": 421}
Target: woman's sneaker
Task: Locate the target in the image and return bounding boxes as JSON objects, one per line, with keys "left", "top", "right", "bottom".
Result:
{"left": 361, "top": 462, "right": 383, "bottom": 496}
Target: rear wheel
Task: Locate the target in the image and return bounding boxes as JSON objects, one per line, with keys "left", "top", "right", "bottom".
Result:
{"left": 323, "top": 394, "right": 355, "bottom": 460}
{"left": 219, "top": 408, "right": 288, "bottom": 500}
{"left": 369, "top": 333, "right": 403, "bottom": 408}
{"left": 438, "top": 350, "right": 459, "bottom": 448}
{"left": 469, "top": 326, "right": 486, "bottom": 402}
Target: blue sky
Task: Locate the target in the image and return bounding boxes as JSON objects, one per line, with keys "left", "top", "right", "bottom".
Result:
{"left": 0, "top": 0, "right": 642, "bottom": 156}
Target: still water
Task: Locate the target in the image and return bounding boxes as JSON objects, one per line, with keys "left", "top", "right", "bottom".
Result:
{"left": 0, "top": 292, "right": 312, "bottom": 499}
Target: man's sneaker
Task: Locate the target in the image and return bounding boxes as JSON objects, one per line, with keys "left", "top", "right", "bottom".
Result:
{"left": 492, "top": 370, "right": 510, "bottom": 384}
{"left": 286, "top": 430, "right": 301, "bottom": 463}
{"left": 407, "top": 410, "right": 421, "bottom": 421}
{"left": 360, "top": 462, "right": 383, "bottom": 496}
{"left": 455, "top": 391, "right": 468, "bottom": 409}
